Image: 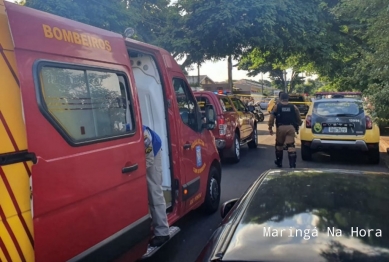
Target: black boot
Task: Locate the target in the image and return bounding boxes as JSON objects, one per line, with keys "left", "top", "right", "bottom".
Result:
{"left": 288, "top": 151, "right": 297, "bottom": 168}
{"left": 150, "top": 235, "right": 170, "bottom": 247}
{"left": 275, "top": 149, "right": 283, "bottom": 167}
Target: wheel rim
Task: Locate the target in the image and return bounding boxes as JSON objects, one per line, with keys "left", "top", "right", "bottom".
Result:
{"left": 254, "top": 128, "right": 258, "bottom": 144}
{"left": 209, "top": 177, "right": 220, "bottom": 202}
{"left": 235, "top": 137, "right": 240, "bottom": 158}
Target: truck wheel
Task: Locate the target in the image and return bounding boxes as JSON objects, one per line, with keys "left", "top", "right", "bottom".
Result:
{"left": 301, "top": 144, "right": 312, "bottom": 161}
{"left": 367, "top": 148, "right": 380, "bottom": 164}
{"left": 200, "top": 166, "right": 221, "bottom": 214}
{"left": 228, "top": 133, "right": 240, "bottom": 163}
{"left": 248, "top": 126, "right": 258, "bottom": 149}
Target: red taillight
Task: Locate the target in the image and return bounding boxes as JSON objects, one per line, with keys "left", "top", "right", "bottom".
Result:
{"left": 306, "top": 115, "right": 312, "bottom": 128}
{"left": 366, "top": 116, "right": 373, "bottom": 129}
{"left": 218, "top": 116, "right": 227, "bottom": 135}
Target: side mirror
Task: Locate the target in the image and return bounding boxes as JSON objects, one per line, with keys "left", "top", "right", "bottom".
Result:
{"left": 203, "top": 104, "right": 216, "bottom": 130}
{"left": 220, "top": 198, "right": 239, "bottom": 219}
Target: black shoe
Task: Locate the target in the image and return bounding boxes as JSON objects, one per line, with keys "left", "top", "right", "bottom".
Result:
{"left": 290, "top": 164, "right": 296, "bottom": 168}
{"left": 274, "top": 160, "right": 282, "bottom": 168}
{"left": 150, "top": 235, "right": 170, "bottom": 247}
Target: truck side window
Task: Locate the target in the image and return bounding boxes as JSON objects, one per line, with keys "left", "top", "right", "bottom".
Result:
{"left": 221, "top": 98, "right": 234, "bottom": 112}
{"left": 196, "top": 96, "right": 210, "bottom": 111}
{"left": 232, "top": 98, "right": 245, "bottom": 112}
{"left": 173, "top": 78, "right": 201, "bottom": 131}
{"left": 39, "top": 66, "right": 134, "bottom": 143}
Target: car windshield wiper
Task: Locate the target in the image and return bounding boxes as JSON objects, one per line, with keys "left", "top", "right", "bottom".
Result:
{"left": 335, "top": 113, "right": 357, "bottom": 117}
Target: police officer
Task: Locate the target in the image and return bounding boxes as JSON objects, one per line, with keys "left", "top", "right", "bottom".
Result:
{"left": 268, "top": 93, "right": 302, "bottom": 168}
{"left": 143, "top": 125, "right": 170, "bottom": 247}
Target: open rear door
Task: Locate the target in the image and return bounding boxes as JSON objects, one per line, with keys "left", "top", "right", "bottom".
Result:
{"left": 5, "top": 2, "right": 150, "bottom": 261}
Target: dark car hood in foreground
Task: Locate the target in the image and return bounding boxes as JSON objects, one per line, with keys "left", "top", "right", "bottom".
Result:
{"left": 214, "top": 169, "right": 389, "bottom": 262}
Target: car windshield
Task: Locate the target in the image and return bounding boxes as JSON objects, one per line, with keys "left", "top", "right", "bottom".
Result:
{"left": 313, "top": 101, "right": 364, "bottom": 117}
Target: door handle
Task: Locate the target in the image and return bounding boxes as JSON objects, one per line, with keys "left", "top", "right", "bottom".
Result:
{"left": 122, "top": 163, "right": 138, "bottom": 174}
{"left": 183, "top": 143, "right": 192, "bottom": 150}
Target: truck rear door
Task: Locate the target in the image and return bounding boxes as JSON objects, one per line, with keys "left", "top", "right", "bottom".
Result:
{"left": 5, "top": 3, "right": 150, "bottom": 262}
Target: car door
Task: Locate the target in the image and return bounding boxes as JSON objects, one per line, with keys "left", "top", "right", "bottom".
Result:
{"left": 171, "top": 77, "right": 204, "bottom": 207}
{"left": 5, "top": 4, "right": 150, "bottom": 261}
{"left": 231, "top": 98, "right": 251, "bottom": 139}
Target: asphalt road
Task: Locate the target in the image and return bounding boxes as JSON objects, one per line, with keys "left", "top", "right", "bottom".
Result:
{"left": 142, "top": 115, "right": 388, "bottom": 262}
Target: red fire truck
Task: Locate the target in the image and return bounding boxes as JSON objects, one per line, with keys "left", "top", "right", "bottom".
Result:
{"left": 0, "top": 1, "right": 221, "bottom": 261}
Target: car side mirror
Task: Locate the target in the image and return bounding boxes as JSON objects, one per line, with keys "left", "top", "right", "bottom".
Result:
{"left": 203, "top": 104, "right": 216, "bottom": 130}
{"left": 220, "top": 198, "right": 239, "bottom": 219}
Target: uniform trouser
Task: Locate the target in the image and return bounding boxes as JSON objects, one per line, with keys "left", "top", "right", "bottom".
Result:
{"left": 146, "top": 149, "right": 170, "bottom": 236}
{"left": 275, "top": 125, "right": 297, "bottom": 166}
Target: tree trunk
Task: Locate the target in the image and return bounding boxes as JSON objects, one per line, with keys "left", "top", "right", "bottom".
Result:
{"left": 228, "top": 55, "right": 233, "bottom": 90}
{"left": 197, "top": 63, "right": 200, "bottom": 88}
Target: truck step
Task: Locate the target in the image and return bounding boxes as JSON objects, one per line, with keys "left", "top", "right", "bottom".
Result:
{"left": 141, "top": 226, "right": 180, "bottom": 259}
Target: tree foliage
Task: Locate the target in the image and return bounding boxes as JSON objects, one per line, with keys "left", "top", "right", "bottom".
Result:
{"left": 328, "top": 0, "right": 389, "bottom": 123}
{"left": 24, "top": 0, "right": 174, "bottom": 46}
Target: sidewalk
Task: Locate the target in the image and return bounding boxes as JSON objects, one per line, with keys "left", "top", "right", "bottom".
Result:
{"left": 379, "top": 136, "right": 389, "bottom": 168}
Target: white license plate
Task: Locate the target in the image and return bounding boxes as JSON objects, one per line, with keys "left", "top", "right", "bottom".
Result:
{"left": 328, "top": 127, "right": 347, "bottom": 133}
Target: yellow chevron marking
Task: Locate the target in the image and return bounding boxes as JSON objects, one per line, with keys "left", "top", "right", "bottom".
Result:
{"left": 0, "top": 0, "right": 34, "bottom": 261}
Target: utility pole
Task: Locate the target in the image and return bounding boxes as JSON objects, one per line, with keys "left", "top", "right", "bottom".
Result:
{"left": 261, "top": 73, "right": 264, "bottom": 94}
{"left": 283, "top": 70, "right": 287, "bottom": 93}
{"left": 197, "top": 63, "right": 200, "bottom": 90}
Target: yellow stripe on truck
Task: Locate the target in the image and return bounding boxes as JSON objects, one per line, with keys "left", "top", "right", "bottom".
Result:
{"left": 0, "top": 0, "right": 34, "bottom": 261}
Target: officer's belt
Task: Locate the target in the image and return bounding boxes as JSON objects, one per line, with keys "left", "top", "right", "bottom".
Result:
{"left": 276, "top": 123, "right": 294, "bottom": 127}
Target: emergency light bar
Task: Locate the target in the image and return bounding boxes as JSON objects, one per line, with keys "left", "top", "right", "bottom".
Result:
{"left": 213, "top": 90, "right": 232, "bottom": 95}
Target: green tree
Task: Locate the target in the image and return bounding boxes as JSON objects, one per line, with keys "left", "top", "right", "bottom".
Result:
{"left": 176, "top": 0, "right": 336, "bottom": 89}
{"left": 238, "top": 50, "right": 313, "bottom": 92}
{"left": 24, "top": 0, "right": 174, "bottom": 46}
{"left": 323, "top": 0, "right": 389, "bottom": 123}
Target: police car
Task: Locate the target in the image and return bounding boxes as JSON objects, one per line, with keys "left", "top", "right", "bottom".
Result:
{"left": 299, "top": 98, "right": 380, "bottom": 164}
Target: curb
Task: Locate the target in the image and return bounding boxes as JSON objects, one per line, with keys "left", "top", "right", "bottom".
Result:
{"left": 379, "top": 137, "right": 389, "bottom": 169}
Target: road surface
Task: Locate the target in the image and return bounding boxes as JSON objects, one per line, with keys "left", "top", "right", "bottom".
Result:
{"left": 141, "top": 115, "right": 388, "bottom": 262}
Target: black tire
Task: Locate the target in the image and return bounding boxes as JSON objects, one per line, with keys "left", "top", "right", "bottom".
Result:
{"left": 255, "top": 115, "right": 260, "bottom": 122}
{"left": 301, "top": 144, "right": 312, "bottom": 161}
{"left": 259, "top": 115, "right": 264, "bottom": 122}
{"left": 227, "top": 132, "right": 240, "bottom": 163}
{"left": 200, "top": 166, "right": 221, "bottom": 214}
{"left": 367, "top": 148, "right": 380, "bottom": 164}
{"left": 248, "top": 126, "right": 258, "bottom": 149}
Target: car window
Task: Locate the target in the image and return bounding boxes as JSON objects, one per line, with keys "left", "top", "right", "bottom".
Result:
{"left": 196, "top": 96, "right": 210, "bottom": 111}
{"left": 39, "top": 66, "right": 134, "bottom": 143}
{"left": 232, "top": 98, "right": 246, "bottom": 112}
{"left": 313, "top": 101, "right": 364, "bottom": 117}
{"left": 173, "top": 78, "right": 202, "bottom": 131}
{"left": 220, "top": 97, "right": 234, "bottom": 112}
